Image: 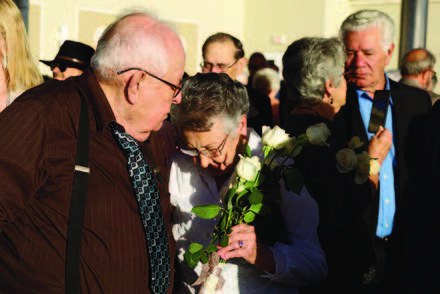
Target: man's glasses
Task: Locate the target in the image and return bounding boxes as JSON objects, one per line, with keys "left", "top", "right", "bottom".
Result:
{"left": 180, "top": 134, "right": 229, "bottom": 159}
{"left": 200, "top": 59, "right": 238, "bottom": 73}
{"left": 50, "top": 63, "right": 68, "bottom": 72}
{"left": 117, "top": 68, "right": 182, "bottom": 98}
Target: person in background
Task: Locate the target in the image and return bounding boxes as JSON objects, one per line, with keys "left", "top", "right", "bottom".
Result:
{"left": 40, "top": 40, "right": 95, "bottom": 81}
{"left": 399, "top": 47, "right": 440, "bottom": 104}
{"left": 334, "top": 9, "right": 432, "bottom": 293}
{"left": 252, "top": 67, "right": 281, "bottom": 125}
{"left": 283, "top": 36, "right": 392, "bottom": 293}
{"left": 247, "top": 52, "right": 267, "bottom": 88}
{"left": 0, "top": 0, "right": 42, "bottom": 112}
{"left": 169, "top": 72, "right": 327, "bottom": 293}
{"left": 0, "top": 12, "right": 185, "bottom": 293}
{"left": 201, "top": 33, "right": 273, "bottom": 135}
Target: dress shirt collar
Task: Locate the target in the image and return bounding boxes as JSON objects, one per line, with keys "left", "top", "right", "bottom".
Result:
{"left": 353, "top": 73, "right": 393, "bottom": 106}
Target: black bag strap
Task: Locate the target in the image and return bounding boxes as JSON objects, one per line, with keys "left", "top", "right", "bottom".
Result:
{"left": 65, "top": 85, "right": 90, "bottom": 294}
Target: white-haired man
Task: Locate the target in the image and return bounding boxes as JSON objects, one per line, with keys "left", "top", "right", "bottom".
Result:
{"left": 0, "top": 13, "right": 185, "bottom": 293}
{"left": 333, "top": 9, "right": 431, "bottom": 294}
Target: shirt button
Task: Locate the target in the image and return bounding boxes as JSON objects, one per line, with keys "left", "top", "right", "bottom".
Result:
{"left": 384, "top": 174, "right": 388, "bottom": 179}
{"left": 385, "top": 224, "right": 389, "bottom": 227}
{"left": 385, "top": 200, "right": 390, "bottom": 204}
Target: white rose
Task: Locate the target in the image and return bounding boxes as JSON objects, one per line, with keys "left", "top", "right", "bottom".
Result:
{"left": 306, "top": 123, "right": 331, "bottom": 146}
{"left": 335, "top": 148, "right": 358, "bottom": 173}
{"left": 354, "top": 151, "right": 370, "bottom": 184}
{"left": 236, "top": 155, "right": 261, "bottom": 182}
{"left": 261, "top": 125, "right": 291, "bottom": 149}
{"left": 348, "top": 136, "right": 364, "bottom": 150}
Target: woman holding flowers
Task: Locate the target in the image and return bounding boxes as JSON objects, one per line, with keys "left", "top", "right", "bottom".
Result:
{"left": 282, "top": 37, "right": 392, "bottom": 292}
{"left": 169, "top": 73, "right": 327, "bottom": 293}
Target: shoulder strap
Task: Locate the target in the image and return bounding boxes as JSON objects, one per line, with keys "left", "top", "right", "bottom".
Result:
{"left": 65, "top": 85, "right": 90, "bottom": 294}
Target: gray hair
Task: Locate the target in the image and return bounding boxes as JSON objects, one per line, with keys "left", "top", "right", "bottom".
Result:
{"left": 170, "top": 73, "right": 249, "bottom": 132}
{"left": 282, "top": 37, "right": 345, "bottom": 106}
{"left": 91, "top": 12, "right": 168, "bottom": 84}
{"left": 252, "top": 68, "right": 280, "bottom": 95}
{"left": 400, "top": 48, "right": 436, "bottom": 75}
{"left": 340, "top": 9, "right": 395, "bottom": 53}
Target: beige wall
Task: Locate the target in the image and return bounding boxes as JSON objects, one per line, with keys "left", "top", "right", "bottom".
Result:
{"left": 27, "top": 0, "right": 440, "bottom": 89}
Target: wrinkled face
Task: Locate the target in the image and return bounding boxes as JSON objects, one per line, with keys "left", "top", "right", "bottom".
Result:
{"left": 52, "top": 66, "right": 84, "bottom": 80}
{"left": 183, "top": 116, "right": 247, "bottom": 177}
{"left": 343, "top": 27, "right": 393, "bottom": 94}
{"left": 131, "top": 68, "right": 184, "bottom": 141}
{"left": 203, "top": 41, "right": 240, "bottom": 80}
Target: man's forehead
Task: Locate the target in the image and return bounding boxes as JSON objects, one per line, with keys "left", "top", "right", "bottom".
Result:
{"left": 204, "top": 40, "right": 236, "bottom": 59}
{"left": 343, "top": 28, "right": 383, "bottom": 48}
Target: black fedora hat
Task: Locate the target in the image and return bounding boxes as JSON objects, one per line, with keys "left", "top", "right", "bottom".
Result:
{"left": 40, "top": 40, "right": 95, "bottom": 70}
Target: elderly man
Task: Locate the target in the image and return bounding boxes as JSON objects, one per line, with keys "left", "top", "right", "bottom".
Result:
{"left": 399, "top": 48, "right": 440, "bottom": 104}
{"left": 332, "top": 9, "right": 431, "bottom": 294}
{"left": 201, "top": 33, "right": 273, "bottom": 135}
{"left": 40, "top": 40, "right": 95, "bottom": 80}
{"left": 0, "top": 12, "right": 185, "bottom": 294}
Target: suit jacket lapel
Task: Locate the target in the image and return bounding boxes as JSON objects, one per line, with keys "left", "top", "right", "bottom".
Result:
{"left": 346, "top": 83, "right": 369, "bottom": 146}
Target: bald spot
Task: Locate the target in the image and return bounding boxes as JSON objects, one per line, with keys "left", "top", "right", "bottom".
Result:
{"left": 404, "top": 49, "right": 430, "bottom": 63}
{"left": 110, "top": 13, "right": 185, "bottom": 77}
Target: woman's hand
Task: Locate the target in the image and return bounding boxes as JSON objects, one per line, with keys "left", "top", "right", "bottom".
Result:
{"left": 217, "top": 223, "right": 276, "bottom": 273}
{"left": 368, "top": 126, "right": 392, "bottom": 165}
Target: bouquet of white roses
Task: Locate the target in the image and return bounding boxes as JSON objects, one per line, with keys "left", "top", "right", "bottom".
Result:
{"left": 184, "top": 123, "right": 331, "bottom": 270}
{"left": 335, "top": 136, "right": 381, "bottom": 184}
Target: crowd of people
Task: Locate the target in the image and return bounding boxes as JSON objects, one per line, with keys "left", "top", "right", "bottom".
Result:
{"left": 0, "top": 0, "right": 439, "bottom": 293}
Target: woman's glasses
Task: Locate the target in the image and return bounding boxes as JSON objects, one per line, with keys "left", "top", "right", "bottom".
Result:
{"left": 180, "top": 134, "right": 229, "bottom": 159}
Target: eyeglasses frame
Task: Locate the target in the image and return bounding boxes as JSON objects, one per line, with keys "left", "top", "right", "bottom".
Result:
{"left": 117, "top": 67, "right": 182, "bottom": 98}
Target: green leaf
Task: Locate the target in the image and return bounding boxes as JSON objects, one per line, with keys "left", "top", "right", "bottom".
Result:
{"left": 205, "top": 244, "right": 217, "bottom": 254}
{"left": 250, "top": 203, "right": 271, "bottom": 215}
{"left": 220, "top": 212, "right": 228, "bottom": 231}
{"left": 249, "top": 190, "right": 263, "bottom": 205}
{"left": 244, "top": 143, "right": 252, "bottom": 158}
{"left": 192, "top": 204, "right": 222, "bottom": 219}
{"left": 188, "top": 243, "right": 203, "bottom": 254}
{"left": 244, "top": 211, "right": 256, "bottom": 223}
{"left": 283, "top": 167, "right": 304, "bottom": 194}
{"left": 220, "top": 234, "right": 229, "bottom": 247}
{"left": 184, "top": 251, "right": 198, "bottom": 268}
{"left": 200, "top": 252, "right": 209, "bottom": 264}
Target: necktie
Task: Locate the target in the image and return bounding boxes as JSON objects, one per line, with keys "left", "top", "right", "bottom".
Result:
{"left": 111, "top": 124, "right": 170, "bottom": 294}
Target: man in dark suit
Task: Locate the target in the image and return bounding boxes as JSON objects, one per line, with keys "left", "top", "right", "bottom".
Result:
{"left": 200, "top": 33, "right": 273, "bottom": 135}
{"left": 334, "top": 9, "right": 431, "bottom": 293}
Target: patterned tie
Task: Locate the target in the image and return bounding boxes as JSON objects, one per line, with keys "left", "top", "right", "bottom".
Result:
{"left": 111, "top": 124, "right": 171, "bottom": 294}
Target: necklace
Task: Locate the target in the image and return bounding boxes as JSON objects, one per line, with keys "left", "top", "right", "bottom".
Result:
{"left": 292, "top": 106, "right": 321, "bottom": 116}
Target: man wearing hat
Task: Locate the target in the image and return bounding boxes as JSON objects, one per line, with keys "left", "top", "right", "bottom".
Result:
{"left": 40, "top": 40, "right": 95, "bottom": 80}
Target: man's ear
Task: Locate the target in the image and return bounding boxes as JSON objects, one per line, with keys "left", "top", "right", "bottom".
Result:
{"left": 235, "top": 57, "right": 246, "bottom": 78}
{"left": 385, "top": 43, "right": 395, "bottom": 66}
{"left": 125, "top": 72, "right": 147, "bottom": 104}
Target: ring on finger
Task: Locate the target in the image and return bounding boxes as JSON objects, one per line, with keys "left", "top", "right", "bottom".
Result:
{"left": 238, "top": 240, "right": 244, "bottom": 248}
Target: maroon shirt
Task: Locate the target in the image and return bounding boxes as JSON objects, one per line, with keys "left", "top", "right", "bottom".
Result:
{"left": 0, "top": 69, "right": 176, "bottom": 293}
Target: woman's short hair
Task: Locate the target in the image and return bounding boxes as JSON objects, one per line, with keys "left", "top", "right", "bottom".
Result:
{"left": 340, "top": 9, "right": 395, "bottom": 53}
{"left": 170, "top": 72, "right": 249, "bottom": 132}
{"left": 282, "top": 37, "right": 345, "bottom": 106}
{"left": 253, "top": 68, "right": 280, "bottom": 96}
{"left": 0, "top": 0, "right": 42, "bottom": 99}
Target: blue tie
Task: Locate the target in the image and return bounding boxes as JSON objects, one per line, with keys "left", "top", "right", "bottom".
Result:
{"left": 111, "top": 124, "right": 171, "bottom": 294}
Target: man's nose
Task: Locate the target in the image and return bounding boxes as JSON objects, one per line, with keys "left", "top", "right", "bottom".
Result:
{"left": 172, "top": 91, "right": 182, "bottom": 104}
{"left": 211, "top": 66, "right": 223, "bottom": 74}
{"left": 352, "top": 52, "right": 366, "bottom": 67}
